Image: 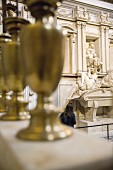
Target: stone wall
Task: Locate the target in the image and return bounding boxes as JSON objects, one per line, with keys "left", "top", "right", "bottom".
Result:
{"left": 55, "top": 0, "right": 113, "bottom": 108}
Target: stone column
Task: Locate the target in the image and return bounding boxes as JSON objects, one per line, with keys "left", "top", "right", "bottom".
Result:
{"left": 105, "top": 27, "right": 110, "bottom": 72}
{"left": 76, "top": 21, "right": 82, "bottom": 73}
{"left": 100, "top": 25, "right": 106, "bottom": 73}
{"left": 69, "top": 33, "right": 72, "bottom": 73}
{"left": 72, "top": 33, "right": 77, "bottom": 73}
{"left": 81, "top": 22, "right": 87, "bottom": 72}
{"left": 63, "top": 34, "right": 70, "bottom": 73}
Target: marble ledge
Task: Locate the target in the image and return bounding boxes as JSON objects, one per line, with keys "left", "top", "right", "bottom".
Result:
{"left": 0, "top": 120, "right": 113, "bottom": 170}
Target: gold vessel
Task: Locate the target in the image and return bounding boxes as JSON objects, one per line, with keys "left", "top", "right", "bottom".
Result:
{"left": 17, "top": 0, "right": 73, "bottom": 141}
{"left": 0, "top": 17, "right": 30, "bottom": 120}
{"left": 0, "top": 34, "right": 11, "bottom": 114}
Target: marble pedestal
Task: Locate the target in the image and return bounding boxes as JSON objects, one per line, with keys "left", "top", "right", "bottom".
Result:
{"left": 0, "top": 120, "right": 113, "bottom": 170}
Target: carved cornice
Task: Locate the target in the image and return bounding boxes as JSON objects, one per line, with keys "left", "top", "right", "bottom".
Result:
{"left": 57, "top": 1, "right": 113, "bottom": 28}
{"left": 57, "top": 7, "right": 73, "bottom": 19}
{"left": 63, "top": 0, "right": 113, "bottom": 12}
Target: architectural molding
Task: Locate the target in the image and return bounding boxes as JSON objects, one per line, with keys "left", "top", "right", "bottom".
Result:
{"left": 57, "top": 1, "right": 113, "bottom": 28}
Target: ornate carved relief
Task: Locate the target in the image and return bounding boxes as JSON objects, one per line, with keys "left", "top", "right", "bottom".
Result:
{"left": 57, "top": 7, "right": 73, "bottom": 19}
{"left": 99, "top": 11, "right": 111, "bottom": 25}
{"left": 57, "top": 2, "right": 113, "bottom": 27}
{"left": 74, "top": 6, "right": 89, "bottom": 21}
{"left": 88, "top": 12, "right": 100, "bottom": 23}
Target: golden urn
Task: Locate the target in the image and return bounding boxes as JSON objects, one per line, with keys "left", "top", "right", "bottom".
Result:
{"left": 17, "top": 0, "right": 73, "bottom": 141}
{"left": 0, "top": 17, "right": 30, "bottom": 120}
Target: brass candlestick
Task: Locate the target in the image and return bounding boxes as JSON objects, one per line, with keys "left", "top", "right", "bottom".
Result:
{"left": 17, "top": 0, "right": 73, "bottom": 141}
{"left": 0, "top": 17, "right": 30, "bottom": 120}
{"left": 0, "top": 34, "right": 11, "bottom": 115}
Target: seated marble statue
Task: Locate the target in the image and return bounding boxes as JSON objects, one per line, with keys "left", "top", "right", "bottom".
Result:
{"left": 86, "top": 42, "right": 102, "bottom": 72}
{"left": 101, "top": 70, "right": 113, "bottom": 87}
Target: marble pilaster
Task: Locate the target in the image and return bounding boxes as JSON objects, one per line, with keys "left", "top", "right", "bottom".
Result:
{"left": 100, "top": 25, "right": 106, "bottom": 73}
{"left": 63, "top": 34, "right": 70, "bottom": 73}
{"left": 105, "top": 27, "right": 110, "bottom": 71}
{"left": 72, "top": 33, "right": 77, "bottom": 73}
{"left": 69, "top": 33, "right": 72, "bottom": 73}
{"left": 81, "top": 22, "right": 87, "bottom": 72}
{"left": 76, "top": 21, "right": 82, "bottom": 73}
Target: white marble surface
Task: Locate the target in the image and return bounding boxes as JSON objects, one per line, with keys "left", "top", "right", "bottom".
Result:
{"left": 0, "top": 120, "right": 113, "bottom": 170}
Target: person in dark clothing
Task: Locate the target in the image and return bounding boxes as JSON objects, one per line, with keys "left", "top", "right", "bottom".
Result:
{"left": 60, "top": 104, "right": 76, "bottom": 128}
